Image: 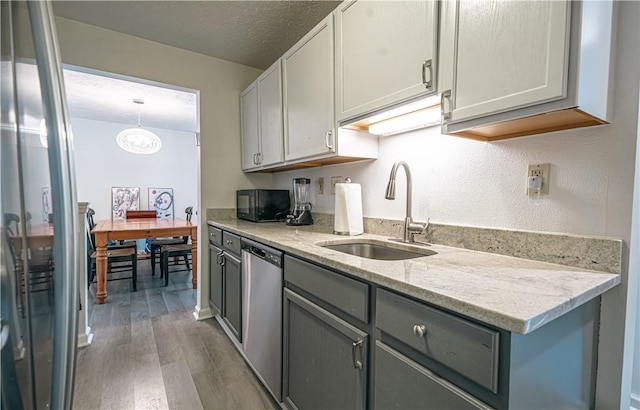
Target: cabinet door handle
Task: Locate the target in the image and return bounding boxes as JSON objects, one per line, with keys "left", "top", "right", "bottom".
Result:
{"left": 422, "top": 59, "right": 433, "bottom": 89}
{"left": 441, "top": 89, "right": 452, "bottom": 120}
{"left": 351, "top": 339, "right": 363, "bottom": 370}
{"left": 324, "top": 130, "right": 334, "bottom": 150}
{"left": 216, "top": 251, "right": 224, "bottom": 266}
{"left": 257, "top": 152, "right": 262, "bottom": 164}
{"left": 253, "top": 153, "right": 259, "bottom": 165}
{"left": 413, "top": 324, "right": 427, "bottom": 338}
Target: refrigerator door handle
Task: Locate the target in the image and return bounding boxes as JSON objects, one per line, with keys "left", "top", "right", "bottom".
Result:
{"left": 28, "top": 2, "right": 80, "bottom": 408}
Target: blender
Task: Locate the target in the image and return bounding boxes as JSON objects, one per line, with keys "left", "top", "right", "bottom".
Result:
{"left": 286, "top": 178, "right": 314, "bottom": 226}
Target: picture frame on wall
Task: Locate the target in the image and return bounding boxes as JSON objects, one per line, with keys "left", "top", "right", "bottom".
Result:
{"left": 42, "top": 186, "right": 51, "bottom": 223}
{"left": 149, "top": 188, "right": 174, "bottom": 219}
{"left": 111, "top": 186, "right": 140, "bottom": 220}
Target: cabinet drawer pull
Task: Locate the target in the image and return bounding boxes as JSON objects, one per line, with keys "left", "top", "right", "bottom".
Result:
{"left": 413, "top": 324, "right": 427, "bottom": 338}
{"left": 351, "top": 339, "right": 363, "bottom": 370}
{"left": 422, "top": 59, "right": 433, "bottom": 89}
{"left": 441, "top": 89, "right": 452, "bottom": 120}
{"left": 324, "top": 130, "right": 334, "bottom": 150}
{"left": 226, "top": 240, "right": 233, "bottom": 245}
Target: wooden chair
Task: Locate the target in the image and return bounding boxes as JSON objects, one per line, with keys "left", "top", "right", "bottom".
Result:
{"left": 87, "top": 208, "right": 136, "bottom": 251}
{"left": 150, "top": 207, "right": 193, "bottom": 276}
{"left": 125, "top": 210, "right": 157, "bottom": 219}
{"left": 157, "top": 207, "right": 193, "bottom": 285}
{"left": 86, "top": 219, "right": 138, "bottom": 292}
{"left": 4, "top": 214, "right": 54, "bottom": 314}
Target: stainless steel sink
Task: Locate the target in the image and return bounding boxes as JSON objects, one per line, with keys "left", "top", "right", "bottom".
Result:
{"left": 320, "top": 242, "right": 436, "bottom": 261}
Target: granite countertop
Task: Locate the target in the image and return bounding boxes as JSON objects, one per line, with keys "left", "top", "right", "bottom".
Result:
{"left": 207, "top": 219, "right": 620, "bottom": 335}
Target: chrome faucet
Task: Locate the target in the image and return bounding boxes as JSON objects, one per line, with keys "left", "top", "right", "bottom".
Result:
{"left": 385, "top": 161, "right": 428, "bottom": 243}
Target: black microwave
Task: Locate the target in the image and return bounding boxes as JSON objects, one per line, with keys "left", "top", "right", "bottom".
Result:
{"left": 237, "top": 189, "right": 290, "bottom": 222}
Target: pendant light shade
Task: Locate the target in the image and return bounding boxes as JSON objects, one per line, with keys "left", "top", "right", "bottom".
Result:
{"left": 116, "top": 99, "right": 162, "bottom": 154}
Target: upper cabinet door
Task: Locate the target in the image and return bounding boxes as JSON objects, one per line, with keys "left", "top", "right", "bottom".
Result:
{"left": 283, "top": 15, "right": 336, "bottom": 162}
{"left": 335, "top": 0, "right": 438, "bottom": 122}
{"left": 258, "top": 61, "right": 284, "bottom": 167}
{"left": 240, "top": 82, "right": 260, "bottom": 171}
{"left": 446, "top": 0, "right": 571, "bottom": 124}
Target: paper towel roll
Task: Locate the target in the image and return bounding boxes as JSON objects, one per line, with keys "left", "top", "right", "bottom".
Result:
{"left": 334, "top": 182, "right": 364, "bottom": 235}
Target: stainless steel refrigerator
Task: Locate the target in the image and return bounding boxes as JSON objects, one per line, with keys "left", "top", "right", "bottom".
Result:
{"left": 1, "top": 0, "right": 79, "bottom": 408}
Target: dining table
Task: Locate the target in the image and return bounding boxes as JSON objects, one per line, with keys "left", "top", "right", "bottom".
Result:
{"left": 91, "top": 217, "right": 198, "bottom": 304}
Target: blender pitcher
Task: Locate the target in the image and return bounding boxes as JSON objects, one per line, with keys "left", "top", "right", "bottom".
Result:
{"left": 286, "top": 178, "right": 314, "bottom": 226}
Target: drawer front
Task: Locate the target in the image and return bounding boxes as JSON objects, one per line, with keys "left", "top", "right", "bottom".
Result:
{"left": 376, "top": 288, "right": 499, "bottom": 393}
{"left": 375, "top": 342, "right": 492, "bottom": 410}
{"left": 284, "top": 255, "right": 369, "bottom": 323}
{"left": 222, "top": 231, "right": 241, "bottom": 256}
{"left": 208, "top": 225, "right": 222, "bottom": 246}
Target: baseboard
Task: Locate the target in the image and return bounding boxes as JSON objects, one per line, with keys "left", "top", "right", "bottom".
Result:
{"left": 77, "top": 326, "right": 94, "bottom": 348}
{"left": 193, "top": 305, "right": 213, "bottom": 321}
{"left": 631, "top": 393, "right": 640, "bottom": 410}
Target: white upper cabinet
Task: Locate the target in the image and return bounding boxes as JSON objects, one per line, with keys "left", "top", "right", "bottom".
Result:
{"left": 240, "top": 60, "right": 284, "bottom": 171}
{"left": 283, "top": 15, "right": 336, "bottom": 162}
{"left": 240, "top": 82, "right": 260, "bottom": 171}
{"left": 257, "top": 62, "right": 284, "bottom": 167}
{"left": 335, "top": 0, "right": 438, "bottom": 123}
{"left": 449, "top": 0, "right": 570, "bottom": 122}
{"left": 440, "top": 0, "right": 615, "bottom": 141}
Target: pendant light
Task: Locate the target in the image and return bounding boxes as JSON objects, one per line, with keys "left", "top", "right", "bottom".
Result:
{"left": 116, "top": 98, "right": 162, "bottom": 154}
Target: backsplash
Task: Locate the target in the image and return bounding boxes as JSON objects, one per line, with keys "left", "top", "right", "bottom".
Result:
{"left": 206, "top": 208, "right": 622, "bottom": 274}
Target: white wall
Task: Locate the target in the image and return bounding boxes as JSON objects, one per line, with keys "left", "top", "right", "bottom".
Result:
{"left": 275, "top": 125, "right": 609, "bottom": 235}
{"left": 51, "top": 15, "right": 272, "bottom": 319}
{"left": 71, "top": 118, "right": 197, "bottom": 221}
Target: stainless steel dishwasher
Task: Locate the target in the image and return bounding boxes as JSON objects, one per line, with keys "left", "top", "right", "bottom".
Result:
{"left": 241, "top": 238, "right": 283, "bottom": 402}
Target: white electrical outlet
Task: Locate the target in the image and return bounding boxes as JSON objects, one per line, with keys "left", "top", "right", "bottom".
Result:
{"left": 527, "top": 163, "right": 550, "bottom": 195}
{"left": 330, "top": 176, "right": 343, "bottom": 194}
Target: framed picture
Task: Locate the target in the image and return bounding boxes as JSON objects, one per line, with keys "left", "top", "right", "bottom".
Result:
{"left": 111, "top": 187, "right": 140, "bottom": 220}
{"left": 148, "top": 188, "right": 174, "bottom": 219}
{"left": 42, "top": 187, "right": 51, "bottom": 223}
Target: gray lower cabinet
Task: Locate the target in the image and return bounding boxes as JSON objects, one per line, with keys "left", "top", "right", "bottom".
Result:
{"left": 222, "top": 251, "right": 242, "bottom": 341}
{"left": 208, "top": 243, "right": 223, "bottom": 315}
{"left": 374, "top": 341, "right": 491, "bottom": 410}
{"left": 283, "top": 289, "right": 367, "bottom": 410}
{"left": 207, "top": 226, "right": 242, "bottom": 343}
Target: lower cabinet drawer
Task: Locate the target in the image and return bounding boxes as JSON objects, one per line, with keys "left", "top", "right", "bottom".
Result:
{"left": 208, "top": 225, "right": 222, "bottom": 246}
{"left": 375, "top": 341, "right": 492, "bottom": 410}
{"left": 285, "top": 255, "right": 369, "bottom": 323}
{"left": 222, "top": 231, "right": 241, "bottom": 257}
{"left": 376, "top": 288, "right": 499, "bottom": 393}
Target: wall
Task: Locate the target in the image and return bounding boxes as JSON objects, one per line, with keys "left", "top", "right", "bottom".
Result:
{"left": 273, "top": 2, "right": 640, "bottom": 407}
{"left": 275, "top": 125, "right": 609, "bottom": 235}
{"left": 51, "top": 15, "right": 272, "bottom": 319}
{"left": 71, "top": 118, "right": 197, "bottom": 221}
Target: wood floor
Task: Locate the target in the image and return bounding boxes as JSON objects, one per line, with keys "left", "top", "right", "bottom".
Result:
{"left": 74, "top": 261, "right": 277, "bottom": 410}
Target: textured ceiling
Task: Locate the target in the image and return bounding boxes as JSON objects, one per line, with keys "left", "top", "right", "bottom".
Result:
{"left": 52, "top": 0, "right": 341, "bottom": 70}
{"left": 2, "top": 62, "right": 198, "bottom": 132}
{"left": 43, "top": 1, "right": 339, "bottom": 133}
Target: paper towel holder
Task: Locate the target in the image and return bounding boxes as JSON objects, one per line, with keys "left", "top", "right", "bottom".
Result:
{"left": 334, "top": 177, "right": 364, "bottom": 236}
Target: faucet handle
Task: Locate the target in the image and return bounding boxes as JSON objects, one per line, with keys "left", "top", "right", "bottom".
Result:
{"left": 408, "top": 217, "right": 429, "bottom": 234}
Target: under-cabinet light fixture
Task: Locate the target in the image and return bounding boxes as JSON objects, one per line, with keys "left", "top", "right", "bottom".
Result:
{"left": 368, "top": 103, "right": 441, "bottom": 136}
